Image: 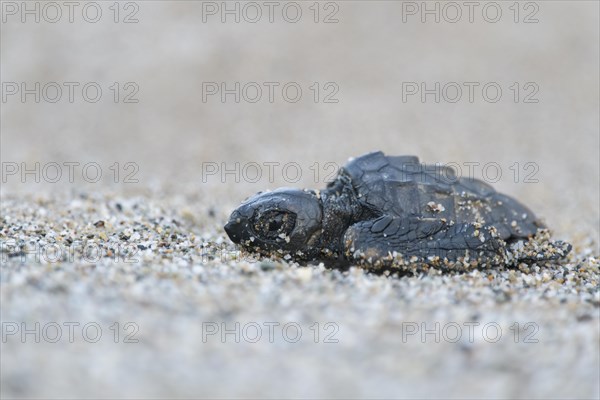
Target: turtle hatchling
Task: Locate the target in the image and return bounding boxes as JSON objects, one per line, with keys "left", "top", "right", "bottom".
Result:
{"left": 224, "top": 152, "right": 571, "bottom": 271}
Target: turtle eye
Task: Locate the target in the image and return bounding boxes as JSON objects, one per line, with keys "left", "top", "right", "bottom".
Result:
{"left": 254, "top": 210, "right": 296, "bottom": 240}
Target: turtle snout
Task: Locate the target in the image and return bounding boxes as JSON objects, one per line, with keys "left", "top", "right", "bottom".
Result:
{"left": 224, "top": 211, "right": 247, "bottom": 244}
{"left": 224, "top": 220, "right": 240, "bottom": 243}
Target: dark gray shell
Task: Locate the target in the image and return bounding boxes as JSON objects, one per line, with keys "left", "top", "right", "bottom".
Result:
{"left": 335, "top": 152, "right": 544, "bottom": 241}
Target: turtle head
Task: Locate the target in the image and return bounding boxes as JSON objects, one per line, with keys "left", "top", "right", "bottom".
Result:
{"left": 224, "top": 188, "right": 323, "bottom": 257}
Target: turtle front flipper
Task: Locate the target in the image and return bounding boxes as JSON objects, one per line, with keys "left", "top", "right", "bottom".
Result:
{"left": 343, "top": 215, "right": 509, "bottom": 270}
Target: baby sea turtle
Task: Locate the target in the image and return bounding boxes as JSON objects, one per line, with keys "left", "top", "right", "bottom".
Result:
{"left": 224, "top": 152, "right": 571, "bottom": 271}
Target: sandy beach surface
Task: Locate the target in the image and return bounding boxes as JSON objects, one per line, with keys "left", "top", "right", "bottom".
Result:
{"left": 1, "top": 2, "right": 599, "bottom": 398}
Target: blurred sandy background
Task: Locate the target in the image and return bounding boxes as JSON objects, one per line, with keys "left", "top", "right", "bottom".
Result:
{"left": 1, "top": 1, "right": 599, "bottom": 399}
